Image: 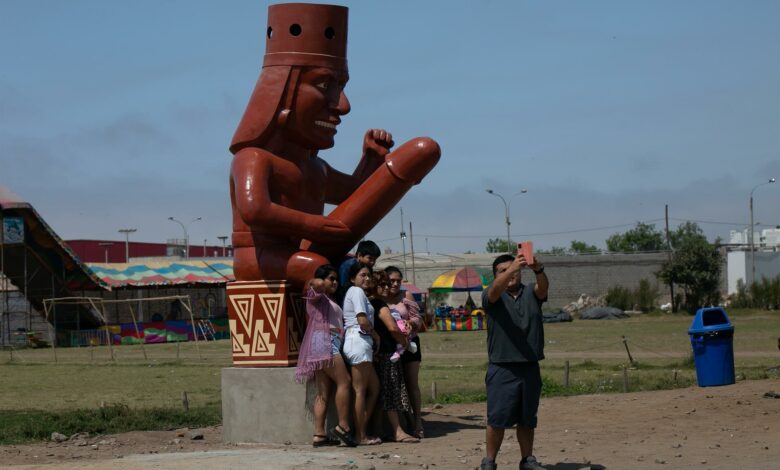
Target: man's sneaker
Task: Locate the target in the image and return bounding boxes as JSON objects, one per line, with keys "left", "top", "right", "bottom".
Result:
{"left": 480, "top": 457, "right": 498, "bottom": 470}
{"left": 519, "top": 455, "right": 545, "bottom": 470}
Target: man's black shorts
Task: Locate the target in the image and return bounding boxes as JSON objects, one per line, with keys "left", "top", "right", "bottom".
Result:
{"left": 485, "top": 362, "right": 541, "bottom": 429}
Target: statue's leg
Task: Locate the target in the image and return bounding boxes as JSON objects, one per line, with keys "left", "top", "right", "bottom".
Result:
{"left": 306, "top": 137, "right": 440, "bottom": 259}
{"left": 235, "top": 245, "right": 329, "bottom": 292}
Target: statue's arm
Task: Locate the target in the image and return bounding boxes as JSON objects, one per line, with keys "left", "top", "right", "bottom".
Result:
{"left": 232, "top": 149, "right": 351, "bottom": 242}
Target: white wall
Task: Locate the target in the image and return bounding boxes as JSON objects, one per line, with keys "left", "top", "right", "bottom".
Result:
{"left": 727, "top": 250, "right": 780, "bottom": 294}
{"left": 727, "top": 251, "right": 746, "bottom": 294}
{"left": 754, "top": 251, "right": 780, "bottom": 284}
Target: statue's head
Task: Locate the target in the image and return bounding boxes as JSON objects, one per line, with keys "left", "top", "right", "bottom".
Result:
{"left": 230, "top": 3, "right": 350, "bottom": 154}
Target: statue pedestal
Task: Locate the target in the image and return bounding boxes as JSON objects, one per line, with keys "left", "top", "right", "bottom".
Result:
{"left": 222, "top": 367, "right": 334, "bottom": 444}
{"left": 224, "top": 281, "right": 338, "bottom": 443}
{"left": 226, "top": 281, "right": 304, "bottom": 366}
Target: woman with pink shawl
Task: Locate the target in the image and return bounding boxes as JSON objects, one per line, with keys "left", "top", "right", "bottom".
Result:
{"left": 295, "top": 264, "right": 357, "bottom": 447}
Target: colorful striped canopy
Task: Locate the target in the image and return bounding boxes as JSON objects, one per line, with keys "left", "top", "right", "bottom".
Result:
{"left": 430, "top": 267, "right": 488, "bottom": 293}
{"left": 87, "top": 260, "right": 234, "bottom": 288}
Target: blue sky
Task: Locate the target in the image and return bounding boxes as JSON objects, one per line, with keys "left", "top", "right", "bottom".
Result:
{"left": 1, "top": 0, "right": 778, "bottom": 254}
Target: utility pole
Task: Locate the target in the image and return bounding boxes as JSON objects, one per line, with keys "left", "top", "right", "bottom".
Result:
{"left": 117, "top": 228, "right": 137, "bottom": 263}
{"left": 664, "top": 205, "right": 675, "bottom": 312}
{"left": 400, "top": 208, "right": 408, "bottom": 277}
{"left": 749, "top": 178, "right": 775, "bottom": 285}
{"left": 409, "top": 221, "right": 417, "bottom": 286}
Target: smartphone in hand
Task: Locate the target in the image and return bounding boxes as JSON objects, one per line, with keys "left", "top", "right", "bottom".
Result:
{"left": 517, "top": 240, "right": 535, "bottom": 265}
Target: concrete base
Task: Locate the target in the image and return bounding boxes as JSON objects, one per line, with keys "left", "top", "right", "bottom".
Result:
{"left": 221, "top": 367, "right": 335, "bottom": 444}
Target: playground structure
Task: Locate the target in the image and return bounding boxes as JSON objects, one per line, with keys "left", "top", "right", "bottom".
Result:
{"left": 1, "top": 195, "right": 234, "bottom": 350}
{"left": 42, "top": 295, "right": 204, "bottom": 361}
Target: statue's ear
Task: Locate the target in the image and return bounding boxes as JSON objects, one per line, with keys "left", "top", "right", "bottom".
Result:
{"left": 276, "top": 109, "right": 291, "bottom": 128}
{"left": 229, "top": 65, "right": 293, "bottom": 154}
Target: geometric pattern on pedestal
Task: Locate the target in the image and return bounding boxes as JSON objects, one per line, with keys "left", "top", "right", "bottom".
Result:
{"left": 226, "top": 281, "right": 301, "bottom": 367}
{"left": 258, "top": 293, "right": 284, "bottom": 338}
{"left": 251, "top": 319, "right": 274, "bottom": 356}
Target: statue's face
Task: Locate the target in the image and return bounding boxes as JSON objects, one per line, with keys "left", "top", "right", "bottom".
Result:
{"left": 285, "top": 67, "right": 350, "bottom": 150}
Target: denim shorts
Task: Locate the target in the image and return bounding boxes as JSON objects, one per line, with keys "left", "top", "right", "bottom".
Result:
{"left": 343, "top": 327, "right": 373, "bottom": 365}
{"left": 330, "top": 331, "right": 343, "bottom": 356}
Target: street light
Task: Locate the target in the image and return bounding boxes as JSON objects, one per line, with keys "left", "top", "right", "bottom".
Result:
{"left": 217, "top": 236, "right": 229, "bottom": 257}
{"left": 485, "top": 188, "right": 528, "bottom": 253}
{"left": 117, "top": 228, "right": 137, "bottom": 263}
{"left": 167, "top": 217, "right": 202, "bottom": 259}
{"left": 749, "top": 177, "right": 776, "bottom": 285}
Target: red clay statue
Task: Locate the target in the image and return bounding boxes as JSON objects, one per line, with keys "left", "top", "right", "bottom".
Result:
{"left": 230, "top": 3, "right": 440, "bottom": 289}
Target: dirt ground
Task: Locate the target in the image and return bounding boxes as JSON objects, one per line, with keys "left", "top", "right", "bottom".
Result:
{"left": 2, "top": 378, "right": 778, "bottom": 470}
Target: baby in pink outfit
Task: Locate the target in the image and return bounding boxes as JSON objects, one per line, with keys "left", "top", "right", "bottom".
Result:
{"left": 390, "top": 310, "right": 418, "bottom": 362}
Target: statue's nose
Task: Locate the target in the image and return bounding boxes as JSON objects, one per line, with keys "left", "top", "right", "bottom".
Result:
{"left": 333, "top": 91, "right": 351, "bottom": 116}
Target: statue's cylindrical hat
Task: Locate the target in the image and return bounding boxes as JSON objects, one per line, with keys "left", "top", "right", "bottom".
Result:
{"left": 263, "top": 3, "right": 348, "bottom": 71}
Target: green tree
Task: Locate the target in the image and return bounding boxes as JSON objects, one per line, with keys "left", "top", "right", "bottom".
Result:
{"left": 537, "top": 246, "right": 566, "bottom": 256}
{"left": 657, "top": 222, "right": 722, "bottom": 312}
{"left": 486, "top": 238, "right": 515, "bottom": 253}
{"left": 606, "top": 222, "right": 665, "bottom": 253}
{"left": 569, "top": 240, "right": 600, "bottom": 254}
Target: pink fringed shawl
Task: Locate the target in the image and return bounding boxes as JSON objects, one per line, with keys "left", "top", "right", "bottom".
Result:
{"left": 295, "top": 287, "right": 342, "bottom": 383}
{"left": 387, "top": 298, "right": 421, "bottom": 337}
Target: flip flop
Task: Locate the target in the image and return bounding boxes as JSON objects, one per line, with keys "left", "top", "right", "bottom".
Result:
{"left": 394, "top": 435, "right": 420, "bottom": 443}
{"left": 360, "top": 436, "right": 382, "bottom": 445}
{"left": 312, "top": 434, "right": 339, "bottom": 447}
{"left": 330, "top": 425, "right": 358, "bottom": 447}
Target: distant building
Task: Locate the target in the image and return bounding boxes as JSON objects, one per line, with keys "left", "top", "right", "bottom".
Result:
{"left": 66, "top": 239, "right": 232, "bottom": 263}
{"left": 728, "top": 227, "right": 780, "bottom": 250}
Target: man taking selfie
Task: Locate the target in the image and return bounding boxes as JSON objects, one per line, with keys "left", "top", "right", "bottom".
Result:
{"left": 480, "top": 249, "right": 549, "bottom": 470}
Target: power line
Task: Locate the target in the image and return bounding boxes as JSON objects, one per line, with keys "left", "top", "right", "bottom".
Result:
{"left": 415, "top": 218, "right": 666, "bottom": 239}
{"left": 374, "top": 216, "right": 763, "bottom": 244}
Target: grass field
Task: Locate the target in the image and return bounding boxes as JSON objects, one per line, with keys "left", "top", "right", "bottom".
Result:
{"left": 420, "top": 309, "right": 780, "bottom": 401}
{"left": 2, "top": 309, "right": 779, "bottom": 443}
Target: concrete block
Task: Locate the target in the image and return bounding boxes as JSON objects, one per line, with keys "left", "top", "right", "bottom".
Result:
{"left": 222, "top": 367, "right": 332, "bottom": 444}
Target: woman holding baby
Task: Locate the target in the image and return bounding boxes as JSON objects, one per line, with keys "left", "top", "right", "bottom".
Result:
{"left": 369, "top": 270, "right": 419, "bottom": 443}
{"left": 383, "top": 266, "right": 425, "bottom": 439}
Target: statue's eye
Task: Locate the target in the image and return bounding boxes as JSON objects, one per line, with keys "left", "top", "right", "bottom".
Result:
{"left": 315, "top": 81, "right": 328, "bottom": 90}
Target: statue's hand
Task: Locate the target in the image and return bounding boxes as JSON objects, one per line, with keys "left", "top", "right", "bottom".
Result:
{"left": 363, "top": 128, "right": 394, "bottom": 160}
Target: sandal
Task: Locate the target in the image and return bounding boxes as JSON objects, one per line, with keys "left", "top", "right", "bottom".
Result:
{"left": 414, "top": 419, "right": 425, "bottom": 439}
{"left": 330, "top": 425, "right": 358, "bottom": 448}
{"left": 394, "top": 435, "right": 419, "bottom": 443}
{"left": 312, "top": 434, "right": 339, "bottom": 447}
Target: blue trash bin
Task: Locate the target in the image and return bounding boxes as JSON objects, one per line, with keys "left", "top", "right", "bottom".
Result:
{"left": 688, "top": 307, "right": 735, "bottom": 387}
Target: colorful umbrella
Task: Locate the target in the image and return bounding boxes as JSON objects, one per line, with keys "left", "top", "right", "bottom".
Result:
{"left": 430, "top": 267, "right": 489, "bottom": 293}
